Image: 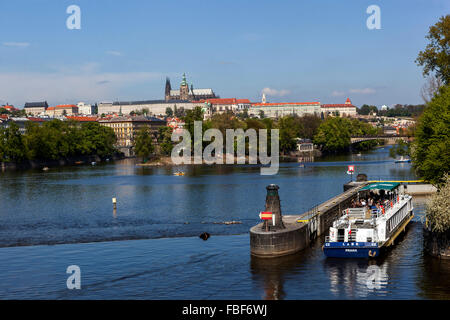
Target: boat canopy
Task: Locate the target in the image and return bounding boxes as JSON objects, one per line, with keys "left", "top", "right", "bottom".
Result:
{"left": 361, "top": 182, "right": 400, "bottom": 191}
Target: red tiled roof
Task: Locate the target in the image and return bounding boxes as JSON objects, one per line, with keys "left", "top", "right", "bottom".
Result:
{"left": 251, "top": 102, "right": 320, "bottom": 107}
{"left": 346, "top": 98, "right": 352, "bottom": 104}
{"left": 321, "top": 104, "right": 356, "bottom": 108}
{"left": 1, "top": 105, "right": 18, "bottom": 111}
{"left": 0, "top": 114, "right": 8, "bottom": 120}
{"left": 27, "top": 117, "right": 46, "bottom": 122}
{"left": 195, "top": 98, "right": 238, "bottom": 104}
{"left": 46, "top": 105, "right": 77, "bottom": 110}
{"left": 66, "top": 116, "right": 98, "bottom": 122}
{"left": 194, "top": 98, "right": 251, "bottom": 105}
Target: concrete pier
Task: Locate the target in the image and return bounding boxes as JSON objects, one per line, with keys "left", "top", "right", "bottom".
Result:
{"left": 250, "top": 179, "right": 437, "bottom": 258}
{"left": 250, "top": 184, "right": 366, "bottom": 258}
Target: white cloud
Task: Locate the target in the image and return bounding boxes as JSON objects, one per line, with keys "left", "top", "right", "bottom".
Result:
{"left": 349, "top": 88, "right": 376, "bottom": 94}
{"left": 261, "top": 87, "right": 290, "bottom": 97}
{"left": 106, "top": 50, "right": 123, "bottom": 56}
{"left": 2, "top": 42, "right": 30, "bottom": 48}
{"left": 331, "top": 90, "right": 345, "bottom": 97}
{"left": 0, "top": 63, "right": 163, "bottom": 106}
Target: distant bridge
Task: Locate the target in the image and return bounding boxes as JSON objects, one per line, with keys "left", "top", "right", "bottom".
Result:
{"left": 350, "top": 135, "right": 413, "bottom": 144}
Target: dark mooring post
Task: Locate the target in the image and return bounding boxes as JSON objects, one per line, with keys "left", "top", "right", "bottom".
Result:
{"left": 263, "top": 184, "right": 285, "bottom": 231}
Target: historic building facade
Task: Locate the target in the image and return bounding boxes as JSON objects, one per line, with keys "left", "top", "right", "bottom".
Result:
{"left": 45, "top": 104, "right": 79, "bottom": 116}
{"left": 24, "top": 101, "right": 49, "bottom": 116}
{"left": 165, "top": 73, "right": 217, "bottom": 101}
{"left": 321, "top": 98, "right": 357, "bottom": 117}
{"left": 97, "top": 100, "right": 196, "bottom": 117}
{"left": 98, "top": 116, "right": 166, "bottom": 147}
{"left": 249, "top": 102, "right": 321, "bottom": 118}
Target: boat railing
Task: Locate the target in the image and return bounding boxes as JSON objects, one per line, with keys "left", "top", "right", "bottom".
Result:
{"left": 325, "top": 235, "right": 345, "bottom": 242}
{"left": 343, "top": 208, "right": 367, "bottom": 219}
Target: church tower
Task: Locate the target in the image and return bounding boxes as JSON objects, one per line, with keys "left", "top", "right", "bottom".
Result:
{"left": 180, "top": 73, "right": 190, "bottom": 100}
{"left": 165, "top": 77, "right": 172, "bottom": 101}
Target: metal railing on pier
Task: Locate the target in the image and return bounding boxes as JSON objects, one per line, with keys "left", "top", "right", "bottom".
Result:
{"left": 296, "top": 204, "right": 320, "bottom": 223}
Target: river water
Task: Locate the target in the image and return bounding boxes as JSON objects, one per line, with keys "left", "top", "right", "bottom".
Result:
{"left": 0, "top": 146, "right": 449, "bottom": 299}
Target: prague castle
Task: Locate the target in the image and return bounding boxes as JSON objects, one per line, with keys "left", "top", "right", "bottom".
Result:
{"left": 165, "top": 73, "right": 217, "bottom": 101}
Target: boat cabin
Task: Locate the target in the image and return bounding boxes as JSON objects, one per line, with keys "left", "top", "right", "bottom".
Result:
{"left": 327, "top": 182, "right": 413, "bottom": 244}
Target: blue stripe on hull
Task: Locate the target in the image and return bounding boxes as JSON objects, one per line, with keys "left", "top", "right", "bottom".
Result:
{"left": 323, "top": 242, "right": 380, "bottom": 258}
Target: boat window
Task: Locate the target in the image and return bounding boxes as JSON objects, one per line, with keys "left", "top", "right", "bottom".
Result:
{"left": 337, "top": 229, "right": 345, "bottom": 242}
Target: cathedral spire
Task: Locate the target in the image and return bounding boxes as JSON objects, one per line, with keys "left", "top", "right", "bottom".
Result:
{"left": 165, "top": 77, "right": 172, "bottom": 101}
{"left": 181, "top": 73, "right": 187, "bottom": 86}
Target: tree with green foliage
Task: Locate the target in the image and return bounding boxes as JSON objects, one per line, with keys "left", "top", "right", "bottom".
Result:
{"left": 183, "top": 106, "right": 204, "bottom": 140}
{"left": 158, "top": 126, "right": 174, "bottom": 156}
{"left": 389, "top": 139, "right": 410, "bottom": 159}
{"left": 166, "top": 107, "right": 173, "bottom": 117}
{"left": 80, "top": 122, "right": 117, "bottom": 157}
{"left": 297, "top": 114, "right": 322, "bottom": 140}
{"left": 278, "top": 116, "right": 302, "bottom": 154}
{"left": 0, "top": 122, "right": 27, "bottom": 162}
{"left": 416, "top": 15, "right": 450, "bottom": 84}
{"left": 313, "top": 117, "right": 380, "bottom": 153}
{"left": 411, "top": 85, "right": 450, "bottom": 185}
{"left": 174, "top": 105, "right": 186, "bottom": 118}
{"left": 426, "top": 174, "right": 450, "bottom": 233}
{"left": 1, "top": 120, "right": 116, "bottom": 163}
{"left": 134, "top": 126, "right": 155, "bottom": 162}
{"left": 258, "top": 110, "right": 265, "bottom": 119}
{"left": 314, "top": 117, "right": 351, "bottom": 152}
{"left": 358, "top": 104, "right": 378, "bottom": 115}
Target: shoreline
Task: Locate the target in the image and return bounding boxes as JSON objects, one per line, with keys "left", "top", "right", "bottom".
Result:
{"left": 135, "top": 154, "right": 307, "bottom": 167}
{"left": 0, "top": 153, "right": 125, "bottom": 171}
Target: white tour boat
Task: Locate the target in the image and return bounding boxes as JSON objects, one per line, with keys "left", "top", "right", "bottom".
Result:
{"left": 323, "top": 182, "right": 414, "bottom": 258}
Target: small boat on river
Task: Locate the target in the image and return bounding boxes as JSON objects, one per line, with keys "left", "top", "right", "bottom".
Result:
{"left": 323, "top": 182, "right": 414, "bottom": 258}
{"left": 395, "top": 156, "right": 411, "bottom": 163}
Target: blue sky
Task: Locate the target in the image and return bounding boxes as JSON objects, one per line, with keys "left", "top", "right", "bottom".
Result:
{"left": 0, "top": 0, "right": 448, "bottom": 107}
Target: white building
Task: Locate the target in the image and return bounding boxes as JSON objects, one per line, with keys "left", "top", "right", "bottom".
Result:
{"left": 321, "top": 98, "right": 357, "bottom": 117}
{"left": 249, "top": 102, "right": 321, "bottom": 118}
{"left": 77, "top": 102, "right": 93, "bottom": 115}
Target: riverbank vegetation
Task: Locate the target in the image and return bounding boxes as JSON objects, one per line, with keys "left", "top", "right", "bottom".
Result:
{"left": 389, "top": 139, "right": 410, "bottom": 159}
{"left": 413, "top": 15, "right": 450, "bottom": 258}
{"left": 0, "top": 120, "right": 117, "bottom": 163}
{"left": 426, "top": 174, "right": 450, "bottom": 233}
{"left": 411, "top": 84, "right": 450, "bottom": 185}
{"left": 134, "top": 127, "right": 155, "bottom": 162}
{"left": 313, "top": 117, "right": 382, "bottom": 153}
{"left": 412, "top": 15, "right": 450, "bottom": 186}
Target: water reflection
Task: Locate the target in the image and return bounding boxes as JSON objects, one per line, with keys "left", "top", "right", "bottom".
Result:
{"left": 324, "top": 259, "right": 389, "bottom": 298}
{"left": 418, "top": 256, "right": 450, "bottom": 299}
{"left": 250, "top": 252, "right": 305, "bottom": 300}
